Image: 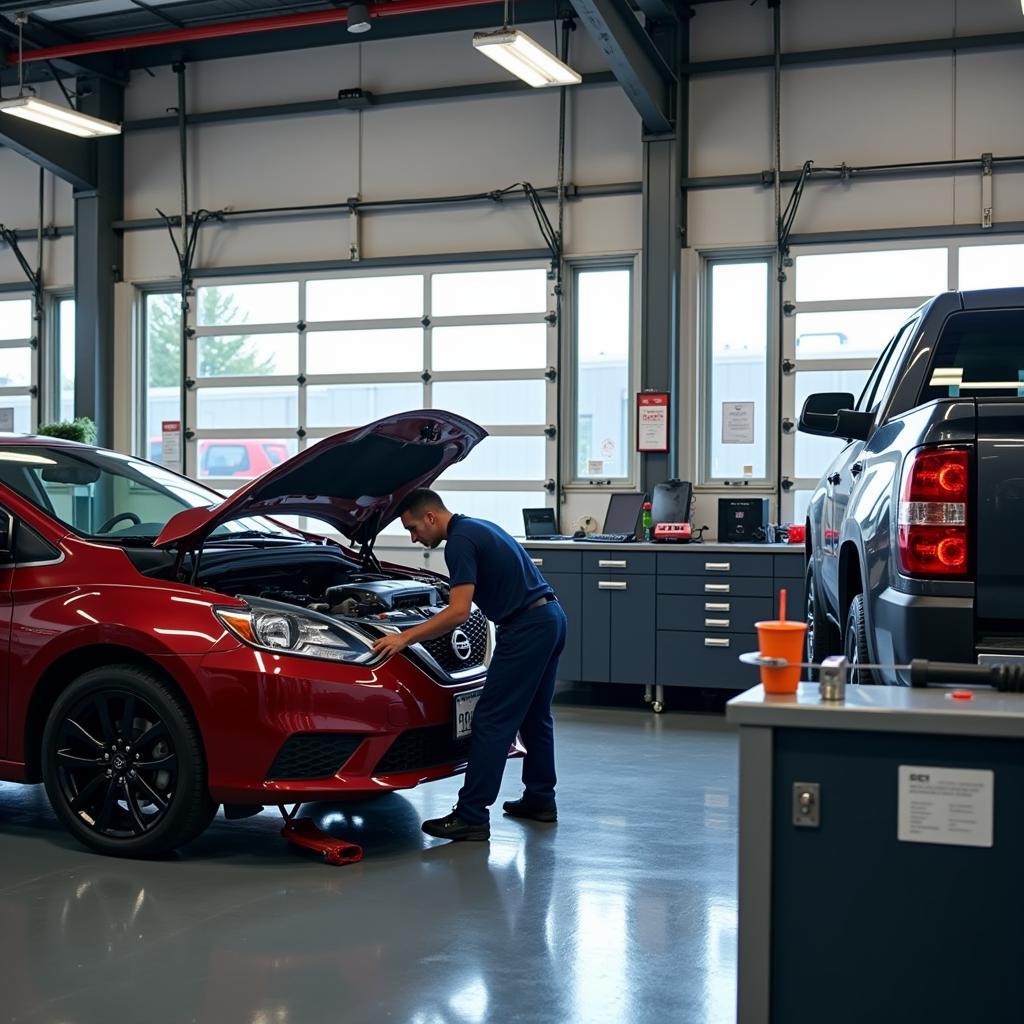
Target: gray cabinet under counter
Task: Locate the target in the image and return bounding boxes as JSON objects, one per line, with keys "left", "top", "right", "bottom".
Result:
{"left": 522, "top": 542, "right": 805, "bottom": 693}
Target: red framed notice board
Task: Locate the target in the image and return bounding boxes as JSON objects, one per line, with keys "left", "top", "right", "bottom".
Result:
{"left": 636, "top": 391, "right": 670, "bottom": 452}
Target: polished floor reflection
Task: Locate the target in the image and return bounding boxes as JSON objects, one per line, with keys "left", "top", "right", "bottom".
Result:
{"left": 0, "top": 707, "right": 738, "bottom": 1024}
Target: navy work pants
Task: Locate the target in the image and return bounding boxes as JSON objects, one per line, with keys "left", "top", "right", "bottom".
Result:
{"left": 455, "top": 601, "right": 567, "bottom": 825}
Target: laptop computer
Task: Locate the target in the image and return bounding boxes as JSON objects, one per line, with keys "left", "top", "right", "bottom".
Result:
{"left": 522, "top": 507, "right": 576, "bottom": 541}
{"left": 574, "top": 492, "right": 645, "bottom": 543}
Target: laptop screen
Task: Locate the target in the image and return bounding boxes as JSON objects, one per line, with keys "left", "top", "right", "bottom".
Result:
{"left": 523, "top": 507, "right": 559, "bottom": 538}
{"left": 603, "top": 493, "right": 644, "bottom": 535}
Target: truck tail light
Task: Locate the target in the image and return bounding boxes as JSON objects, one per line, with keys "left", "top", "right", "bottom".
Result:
{"left": 897, "top": 447, "right": 970, "bottom": 577}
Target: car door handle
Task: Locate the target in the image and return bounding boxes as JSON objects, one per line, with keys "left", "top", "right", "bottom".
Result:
{"left": 850, "top": 462, "right": 863, "bottom": 477}
{"left": 827, "top": 472, "right": 841, "bottom": 486}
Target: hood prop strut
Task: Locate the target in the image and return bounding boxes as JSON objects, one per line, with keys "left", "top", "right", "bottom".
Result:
{"left": 358, "top": 511, "right": 384, "bottom": 573}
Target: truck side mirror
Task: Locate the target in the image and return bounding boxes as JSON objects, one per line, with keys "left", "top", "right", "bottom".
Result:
{"left": 798, "top": 393, "right": 856, "bottom": 438}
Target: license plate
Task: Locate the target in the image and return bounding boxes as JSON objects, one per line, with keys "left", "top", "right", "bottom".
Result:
{"left": 454, "top": 687, "right": 483, "bottom": 739}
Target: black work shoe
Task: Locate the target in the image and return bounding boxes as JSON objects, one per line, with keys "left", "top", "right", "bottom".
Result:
{"left": 502, "top": 797, "right": 558, "bottom": 823}
{"left": 422, "top": 810, "right": 490, "bottom": 842}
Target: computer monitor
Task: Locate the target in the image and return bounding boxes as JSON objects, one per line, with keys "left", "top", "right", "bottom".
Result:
{"left": 523, "top": 507, "right": 560, "bottom": 538}
{"left": 603, "top": 493, "right": 645, "bottom": 535}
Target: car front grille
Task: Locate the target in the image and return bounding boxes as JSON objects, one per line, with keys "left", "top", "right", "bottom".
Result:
{"left": 374, "top": 725, "right": 472, "bottom": 775}
{"left": 419, "top": 608, "right": 489, "bottom": 676}
{"left": 266, "top": 733, "right": 365, "bottom": 781}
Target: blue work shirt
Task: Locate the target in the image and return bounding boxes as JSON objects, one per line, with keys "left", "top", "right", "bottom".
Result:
{"left": 444, "top": 514, "right": 553, "bottom": 625}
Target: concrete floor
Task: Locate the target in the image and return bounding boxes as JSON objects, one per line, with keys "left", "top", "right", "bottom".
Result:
{"left": 0, "top": 707, "right": 738, "bottom": 1024}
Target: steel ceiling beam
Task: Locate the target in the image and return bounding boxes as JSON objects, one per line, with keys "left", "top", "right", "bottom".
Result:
{"left": 571, "top": 0, "right": 675, "bottom": 133}
{"left": 0, "top": 115, "right": 95, "bottom": 189}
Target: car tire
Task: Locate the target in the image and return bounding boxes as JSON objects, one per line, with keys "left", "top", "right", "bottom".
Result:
{"left": 844, "top": 594, "right": 876, "bottom": 685}
{"left": 805, "top": 561, "right": 839, "bottom": 680}
{"left": 42, "top": 664, "right": 217, "bottom": 858}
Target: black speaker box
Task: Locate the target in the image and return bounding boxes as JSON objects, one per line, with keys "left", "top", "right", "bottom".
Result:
{"left": 718, "top": 497, "right": 769, "bottom": 543}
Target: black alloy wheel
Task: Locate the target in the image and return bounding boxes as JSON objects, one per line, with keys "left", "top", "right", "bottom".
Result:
{"left": 42, "top": 666, "right": 217, "bottom": 857}
{"left": 843, "top": 594, "right": 875, "bottom": 685}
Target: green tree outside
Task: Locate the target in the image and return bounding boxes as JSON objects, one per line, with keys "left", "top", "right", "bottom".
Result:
{"left": 147, "top": 287, "right": 274, "bottom": 387}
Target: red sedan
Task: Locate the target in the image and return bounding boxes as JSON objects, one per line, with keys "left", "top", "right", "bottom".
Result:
{"left": 0, "top": 411, "right": 510, "bottom": 857}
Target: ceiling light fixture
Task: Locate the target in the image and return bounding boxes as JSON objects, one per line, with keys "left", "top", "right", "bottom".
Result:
{"left": 0, "top": 13, "right": 121, "bottom": 138}
{"left": 472, "top": 0, "right": 580, "bottom": 89}
{"left": 347, "top": 3, "right": 371, "bottom": 33}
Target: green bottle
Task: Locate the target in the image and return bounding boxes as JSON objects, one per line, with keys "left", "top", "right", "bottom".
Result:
{"left": 642, "top": 501, "right": 652, "bottom": 541}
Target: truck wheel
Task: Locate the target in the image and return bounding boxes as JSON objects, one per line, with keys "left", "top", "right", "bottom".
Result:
{"left": 844, "top": 595, "right": 876, "bottom": 684}
{"left": 42, "top": 665, "right": 217, "bottom": 858}
{"left": 805, "top": 561, "right": 838, "bottom": 679}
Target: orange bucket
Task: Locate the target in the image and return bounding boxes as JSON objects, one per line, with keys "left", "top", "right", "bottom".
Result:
{"left": 754, "top": 619, "right": 807, "bottom": 694}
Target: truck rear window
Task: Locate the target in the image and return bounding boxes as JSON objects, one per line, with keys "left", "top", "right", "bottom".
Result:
{"left": 921, "top": 309, "right": 1024, "bottom": 403}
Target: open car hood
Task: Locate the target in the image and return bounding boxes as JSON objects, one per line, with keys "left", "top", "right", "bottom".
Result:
{"left": 155, "top": 410, "right": 487, "bottom": 550}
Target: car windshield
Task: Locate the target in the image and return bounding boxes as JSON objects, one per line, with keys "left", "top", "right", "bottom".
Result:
{"left": 0, "top": 445, "right": 297, "bottom": 542}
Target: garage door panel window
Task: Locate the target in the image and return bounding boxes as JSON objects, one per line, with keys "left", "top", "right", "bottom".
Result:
{"left": 959, "top": 244, "right": 1024, "bottom": 291}
{"left": 434, "top": 490, "right": 542, "bottom": 536}
{"left": 432, "top": 323, "right": 547, "bottom": 372}
{"left": 144, "top": 292, "right": 182, "bottom": 465}
{"left": 2, "top": 348, "right": 32, "bottom": 388}
{"left": 196, "top": 386, "right": 297, "bottom": 429}
{"left": 795, "top": 308, "right": 914, "bottom": 362}
{"left": 197, "top": 282, "right": 298, "bottom": 326}
{"left": 794, "top": 248, "right": 947, "bottom": 303}
{"left": 306, "top": 382, "right": 423, "bottom": 428}
{"left": 0, "top": 299, "right": 31, "bottom": 341}
{"left": 198, "top": 438, "right": 298, "bottom": 480}
{"left": 306, "top": 329, "right": 422, "bottom": 375}
{"left": 57, "top": 298, "right": 75, "bottom": 422}
{"left": 196, "top": 334, "right": 298, "bottom": 378}
{"left": 431, "top": 379, "right": 547, "bottom": 426}
{"left": 794, "top": 368, "right": 871, "bottom": 479}
{"left": 438, "top": 435, "right": 547, "bottom": 481}
{"left": 306, "top": 275, "right": 423, "bottom": 322}
{"left": 431, "top": 268, "right": 547, "bottom": 317}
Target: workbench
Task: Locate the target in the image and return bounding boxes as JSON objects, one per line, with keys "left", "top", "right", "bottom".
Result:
{"left": 522, "top": 541, "right": 804, "bottom": 700}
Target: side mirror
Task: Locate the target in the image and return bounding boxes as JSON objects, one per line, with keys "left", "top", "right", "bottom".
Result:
{"left": 0, "top": 512, "right": 12, "bottom": 561}
{"left": 798, "top": 392, "right": 856, "bottom": 438}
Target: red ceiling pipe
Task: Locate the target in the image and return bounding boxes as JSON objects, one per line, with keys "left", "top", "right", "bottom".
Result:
{"left": 7, "top": 0, "right": 502, "bottom": 65}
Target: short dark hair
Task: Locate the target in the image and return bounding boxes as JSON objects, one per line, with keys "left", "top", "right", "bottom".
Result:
{"left": 396, "top": 488, "right": 448, "bottom": 518}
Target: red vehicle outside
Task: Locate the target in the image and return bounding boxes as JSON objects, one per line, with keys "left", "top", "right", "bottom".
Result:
{"left": 0, "top": 411, "right": 511, "bottom": 856}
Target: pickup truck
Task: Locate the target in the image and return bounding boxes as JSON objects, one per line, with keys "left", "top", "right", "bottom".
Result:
{"left": 801, "top": 287, "right": 1024, "bottom": 684}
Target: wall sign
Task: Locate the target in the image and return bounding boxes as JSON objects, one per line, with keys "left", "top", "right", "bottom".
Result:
{"left": 722, "top": 401, "right": 755, "bottom": 445}
{"left": 897, "top": 765, "right": 994, "bottom": 848}
{"left": 636, "top": 391, "right": 670, "bottom": 453}
{"left": 161, "top": 420, "right": 182, "bottom": 468}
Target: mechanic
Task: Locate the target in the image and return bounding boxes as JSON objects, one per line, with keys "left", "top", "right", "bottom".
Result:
{"left": 371, "top": 488, "right": 567, "bottom": 842}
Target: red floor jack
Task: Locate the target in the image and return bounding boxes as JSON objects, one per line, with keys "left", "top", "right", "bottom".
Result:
{"left": 278, "top": 804, "right": 363, "bottom": 865}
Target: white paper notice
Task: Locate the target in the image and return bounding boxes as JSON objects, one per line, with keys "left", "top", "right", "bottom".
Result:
{"left": 897, "top": 765, "right": 994, "bottom": 848}
{"left": 161, "top": 420, "right": 182, "bottom": 467}
{"left": 0, "top": 407, "right": 13, "bottom": 433}
{"left": 722, "top": 402, "right": 755, "bottom": 444}
{"left": 587, "top": 459, "right": 604, "bottom": 475}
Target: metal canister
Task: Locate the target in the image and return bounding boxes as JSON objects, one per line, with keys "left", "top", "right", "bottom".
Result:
{"left": 818, "top": 655, "right": 849, "bottom": 702}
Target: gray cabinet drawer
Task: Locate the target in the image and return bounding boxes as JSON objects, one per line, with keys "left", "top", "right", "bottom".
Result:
{"left": 581, "top": 551, "right": 656, "bottom": 575}
{"left": 657, "top": 575, "right": 773, "bottom": 598}
{"left": 522, "top": 548, "right": 581, "bottom": 574}
{"left": 773, "top": 553, "right": 805, "bottom": 580}
{"left": 656, "top": 595, "right": 774, "bottom": 632}
{"left": 580, "top": 573, "right": 656, "bottom": 684}
{"left": 656, "top": 631, "right": 758, "bottom": 689}
{"left": 657, "top": 552, "right": 773, "bottom": 577}
{"left": 544, "top": 572, "right": 581, "bottom": 681}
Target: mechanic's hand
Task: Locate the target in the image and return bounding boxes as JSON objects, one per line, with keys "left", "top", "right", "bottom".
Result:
{"left": 372, "top": 632, "right": 410, "bottom": 659}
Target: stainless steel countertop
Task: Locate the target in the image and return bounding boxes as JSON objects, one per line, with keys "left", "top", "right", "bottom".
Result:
{"left": 727, "top": 683, "right": 1024, "bottom": 739}
{"left": 519, "top": 541, "right": 802, "bottom": 553}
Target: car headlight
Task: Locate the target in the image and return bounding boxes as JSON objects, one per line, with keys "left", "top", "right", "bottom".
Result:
{"left": 216, "top": 598, "right": 378, "bottom": 664}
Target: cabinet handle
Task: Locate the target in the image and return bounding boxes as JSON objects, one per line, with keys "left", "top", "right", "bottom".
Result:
{"left": 530, "top": 558, "right": 543, "bottom": 566}
{"left": 704, "top": 637, "right": 731, "bottom": 648}
{"left": 598, "top": 581, "right": 628, "bottom": 590}
{"left": 705, "top": 618, "right": 731, "bottom": 628}
{"left": 705, "top": 583, "right": 731, "bottom": 594}
{"left": 705, "top": 602, "right": 730, "bottom": 612}
{"left": 598, "top": 559, "right": 627, "bottom": 568}
{"left": 705, "top": 562, "right": 731, "bottom": 572}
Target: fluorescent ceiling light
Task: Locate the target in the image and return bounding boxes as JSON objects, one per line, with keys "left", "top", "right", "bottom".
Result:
{"left": 472, "top": 29, "right": 582, "bottom": 88}
{"left": 0, "top": 95, "right": 121, "bottom": 138}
